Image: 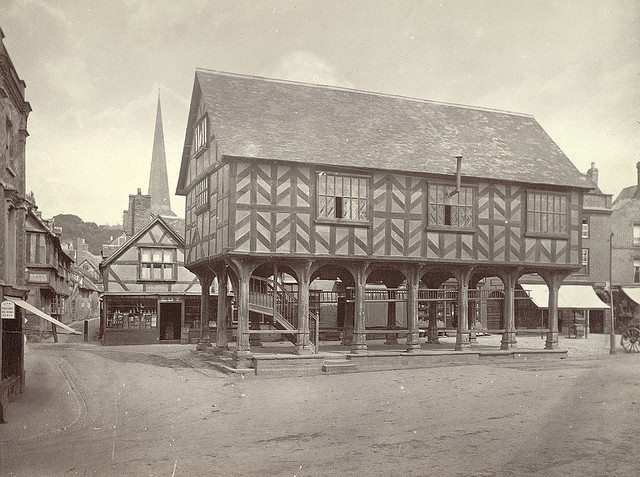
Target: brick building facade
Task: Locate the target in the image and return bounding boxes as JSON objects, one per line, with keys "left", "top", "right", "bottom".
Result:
{"left": 0, "top": 28, "right": 31, "bottom": 402}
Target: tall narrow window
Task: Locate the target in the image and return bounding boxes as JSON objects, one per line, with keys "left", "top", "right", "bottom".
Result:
{"left": 581, "top": 217, "right": 589, "bottom": 239}
{"left": 194, "top": 176, "right": 209, "bottom": 211}
{"left": 139, "top": 248, "right": 177, "bottom": 281}
{"left": 526, "top": 191, "right": 568, "bottom": 236}
{"left": 193, "top": 115, "right": 208, "bottom": 155}
{"left": 317, "top": 172, "right": 369, "bottom": 222}
{"left": 428, "top": 184, "right": 474, "bottom": 228}
{"left": 634, "top": 224, "right": 640, "bottom": 246}
{"left": 635, "top": 259, "right": 640, "bottom": 283}
{"left": 580, "top": 248, "right": 589, "bottom": 275}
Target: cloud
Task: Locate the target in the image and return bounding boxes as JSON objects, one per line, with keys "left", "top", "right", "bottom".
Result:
{"left": 267, "top": 50, "right": 354, "bottom": 87}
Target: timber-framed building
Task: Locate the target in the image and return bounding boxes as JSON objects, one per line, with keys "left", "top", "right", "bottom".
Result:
{"left": 176, "top": 69, "right": 593, "bottom": 366}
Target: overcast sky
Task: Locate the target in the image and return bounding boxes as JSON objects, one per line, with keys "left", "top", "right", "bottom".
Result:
{"left": 3, "top": 0, "right": 639, "bottom": 224}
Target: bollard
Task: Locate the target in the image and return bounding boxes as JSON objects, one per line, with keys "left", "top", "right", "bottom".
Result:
{"left": 84, "top": 320, "right": 89, "bottom": 342}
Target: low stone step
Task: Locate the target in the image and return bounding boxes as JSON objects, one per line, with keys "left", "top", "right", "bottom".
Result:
{"left": 322, "top": 359, "right": 357, "bottom": 374}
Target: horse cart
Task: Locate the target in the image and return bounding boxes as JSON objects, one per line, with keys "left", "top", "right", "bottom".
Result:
{"left": 621, "top": 316, "right": 640, "bottom": 353}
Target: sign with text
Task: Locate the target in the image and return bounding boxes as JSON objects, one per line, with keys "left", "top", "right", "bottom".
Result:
{"left": 28, "top": 272, "right": 49, "bottom": 284}
{"left": 1, "top": 301, "right": 15, "bottom": 320}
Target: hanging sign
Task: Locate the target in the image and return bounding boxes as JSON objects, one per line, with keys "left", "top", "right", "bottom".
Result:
{"left": 1, "top": 301, "right": 15, "bottom": 320}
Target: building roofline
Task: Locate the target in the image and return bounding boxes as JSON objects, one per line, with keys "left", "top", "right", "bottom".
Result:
{"left": 195, "top": 67, "right": 534, "bottom": 119}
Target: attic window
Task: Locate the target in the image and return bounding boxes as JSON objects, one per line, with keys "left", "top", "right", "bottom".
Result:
{"left": 193, "top": 115, "right": 208, "bottom": 155}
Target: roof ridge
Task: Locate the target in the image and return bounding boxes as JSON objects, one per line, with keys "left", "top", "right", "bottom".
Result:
{"left": 194, "top": 67, "right": 534, "bottom": 118}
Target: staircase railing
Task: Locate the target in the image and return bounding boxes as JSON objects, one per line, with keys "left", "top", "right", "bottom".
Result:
{"left": 247, "top": 276, "right": 318, "bottom": 353}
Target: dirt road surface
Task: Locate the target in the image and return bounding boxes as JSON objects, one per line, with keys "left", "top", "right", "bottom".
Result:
{"left": 1, "top": 335, "right": 639, "bottom": 477}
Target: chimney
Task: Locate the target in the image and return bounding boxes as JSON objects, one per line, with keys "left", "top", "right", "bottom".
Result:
{"left": 137, "top": 188, "right": 142, "bottom": 195}
{"left": 637, "top": 162, "right": 640, "bottom": 188}
{"left": 587, "top": 162, "right": 598, "bottom": 185}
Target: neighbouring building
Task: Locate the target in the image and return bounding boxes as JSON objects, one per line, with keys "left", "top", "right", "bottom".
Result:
{"left": 68, "top": 265, "right": 101, "bottom": 323}
{"left": 0, "top": 27, "right": 30, "bottom": 401}
{"left": 24, "top": 208, "right": 74, "bottom": 332}
{"left": 610, "top": 162, "right": 640, "bottom": 330}
{"left": 176, "top": 69, "right": 595, "bottom": 367}
{"left": 99, "top": 215, "right": 203, "bottom": 345}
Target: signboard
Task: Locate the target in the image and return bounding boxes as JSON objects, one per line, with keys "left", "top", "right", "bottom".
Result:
{"left": 1, "top": 301, "right": 15, "bottom": 320}
{"left": 159, "top": 297, "right": 182, "bottom": 303}
{"left": 28, "top": 272, "right": 49, "bottom": 284}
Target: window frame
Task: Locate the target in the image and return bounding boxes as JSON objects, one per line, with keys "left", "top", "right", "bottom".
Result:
{"left": 192, "top": 114, "right": 209, "bottom": 157}
{"left": 138, "top": 247, "right": 178, "bottom": 282}
{"left": 578, "top": 248, "right": 589, "bottom": 275}
{"left": 633, "top": 223, "right": 640, "bottom": 247}
{"left": 525, "top": 190, "right": 570, "bottom": 239}
{"left": 194, "top": 175, "right": 210, "bottom": 213}
{"left": 315, "top": 171, "right": 371, "bottom": 226}
{"left": 426, "top": 181, "right": 476, "bottom": 233}
{"left": 634, "top": 258, "right": 640, "bottom": 283}
{"left": 581, "top": 216, "right": 589, "bottom": 239}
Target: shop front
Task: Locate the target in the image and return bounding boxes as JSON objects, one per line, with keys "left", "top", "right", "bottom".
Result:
{"left": 102, "top": 293, "right": 201, "bottom": 345}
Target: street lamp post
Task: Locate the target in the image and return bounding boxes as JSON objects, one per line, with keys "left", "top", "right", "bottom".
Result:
{"left": 609, "top": 232, "right": 616, "bottom": 354}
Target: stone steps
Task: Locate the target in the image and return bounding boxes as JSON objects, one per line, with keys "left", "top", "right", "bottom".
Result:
{"left": 321, "top": 359, "right": 358, "bottom": 374}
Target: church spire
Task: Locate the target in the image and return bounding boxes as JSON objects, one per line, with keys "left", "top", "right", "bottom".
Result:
{"left": 148, "top": 93, "right": 175, "bottom": 216}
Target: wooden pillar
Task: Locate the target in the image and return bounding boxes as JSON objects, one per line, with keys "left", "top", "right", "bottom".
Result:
{"left": 427, "top": 301, "right": 439, "bottom": 344}
{"left": 406, "top": 265, "right": 422, "bottom": 351}
{"left": 351, "top": 263, "right": 369, "bottom": 353}
{"left": 385, "top": 289, "right": 398, "bottom": 345}
{"left": 216, "top": 267, "right": 229, "bottom": 350}
{"left": 455, "top": 267, "right": 474, "bottom": 351}
{"left": 236, "top": 270, "right": 251, "bottom": 354}
{"left": 295, "top": 261, "right": 312, "bottom": 354}
{"left": 500, "top": 269, "right": 520, "bottom": 350}
{"left": 469, "top": 287, "right": 478, "bottom": 344}
{"left": 196, "top": 274, "right": 213, "bottom": 351}
{"left": 541, "top": 271, "right": 568, "bottom": 350}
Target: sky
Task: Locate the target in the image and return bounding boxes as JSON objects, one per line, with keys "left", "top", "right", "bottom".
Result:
{"left": 2, "top": 0, "right": 639, "bottom": 225}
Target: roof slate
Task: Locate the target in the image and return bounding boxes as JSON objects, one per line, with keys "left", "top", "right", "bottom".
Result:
{"left": 190, "top": 69, "right": 592, "bottom": 190}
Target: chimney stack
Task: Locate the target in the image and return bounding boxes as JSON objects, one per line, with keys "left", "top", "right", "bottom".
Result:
{"left": 587, "top": 162, "right": 598, "bottom": 185}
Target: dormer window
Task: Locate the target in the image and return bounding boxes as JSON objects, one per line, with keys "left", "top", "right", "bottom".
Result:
{"left": 193, "top": 115, "right": 208, "bottom": 155}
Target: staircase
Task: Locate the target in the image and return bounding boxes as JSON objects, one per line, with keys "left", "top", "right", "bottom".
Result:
{"left": 248, "top": 276, "right": 318, "bottom": 354}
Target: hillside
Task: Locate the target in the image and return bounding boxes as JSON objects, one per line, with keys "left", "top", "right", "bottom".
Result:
{"left": 52, "top": 214, "right": 122, "bottom": 255}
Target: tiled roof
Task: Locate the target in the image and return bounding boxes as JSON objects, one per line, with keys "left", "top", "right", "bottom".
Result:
{"left": 185, "top": 69, "right": 592, "bottom": 190}
{"left": 612, "top": 185, "right": 640, "bottom": 210}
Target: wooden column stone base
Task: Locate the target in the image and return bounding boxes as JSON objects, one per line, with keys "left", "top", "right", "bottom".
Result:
{"left": 500, "top": 331, "right": 517, "bottom": 350}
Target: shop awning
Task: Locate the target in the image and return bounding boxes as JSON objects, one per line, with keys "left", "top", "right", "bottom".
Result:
{"left": 622, "top": 287, "right": 640, "bottom": 305}
{"left": 5, "top": 298, "right": 81, "bottom": 335}
{"left": 519, "top": 284, "right": 610, "bottom": 310}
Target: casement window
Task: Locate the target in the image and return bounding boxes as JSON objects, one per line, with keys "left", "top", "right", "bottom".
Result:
{"left": 193, "top": 115, "right": 208, "bottom": 155}
{"left": 139, "top": 248, "right": 177, "bottom": 281}
{"left": 582, "top": 217, "right": 589, "bottom": 239}
{"left": 635, "top": 259, "right": 640, "bottom": 283}
{"left": 194, "top": 176, "right": 209, "bottom": 211}
{"left": 526, "top": 191, "right": 568, "bottom": 236}
{"left": 428, "top": 184, "right": 474, "bottom": 229}
{"left": 317, "top": 172, "right": 369, "bottom": 222}
{"left": 634, "top": 224, "right": 640, "bottom": 246}
{"left": 580, "top": 248, "right": 589, "bottom": 275}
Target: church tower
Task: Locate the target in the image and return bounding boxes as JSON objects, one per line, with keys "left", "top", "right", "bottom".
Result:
{"left": 148, "top": 93, "right": 175, "bottom": 216}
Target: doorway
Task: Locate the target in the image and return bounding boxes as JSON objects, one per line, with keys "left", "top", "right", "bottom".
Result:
{"left": 159, "top": 302, "right": 182, "bottom": 340}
